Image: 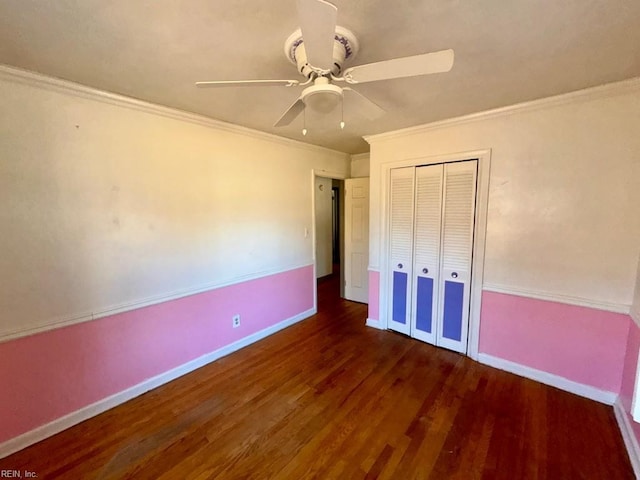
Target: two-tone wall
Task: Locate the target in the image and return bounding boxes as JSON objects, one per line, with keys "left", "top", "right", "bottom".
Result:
{"left": 0, "top": 66, "right": 349, "bottom": 456}
{"left": 618, "top": 258, "right": 640, "bottom": 473}
{"left": 366, "top": 79, "right": 640, "bottom": 466}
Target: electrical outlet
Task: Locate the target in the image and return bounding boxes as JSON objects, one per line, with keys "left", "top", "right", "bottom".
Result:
{"left": 232, "top": 314, "right": 241, "bottom": 328}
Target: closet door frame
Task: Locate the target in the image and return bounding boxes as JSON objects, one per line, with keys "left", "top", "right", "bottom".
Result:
{"left": 378, "top": 149, "right": 491, "bottom": 360}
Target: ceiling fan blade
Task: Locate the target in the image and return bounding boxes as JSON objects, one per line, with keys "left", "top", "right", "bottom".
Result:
{"left": 343, "top": 87, "right": 385, "bottom": 120}
{"left": 274, "top": 97, "right": 305, "bottom": 127}
{"left": 296, "top": 0, "right": 337, "bottom": 70}
{"left": 343, "top": 49, "right": 454, "bottom": 84}
{"left": 196, "top": 79, "right": 300, "bottom": 88}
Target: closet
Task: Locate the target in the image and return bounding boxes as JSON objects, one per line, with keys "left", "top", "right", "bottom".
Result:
{"left": 387, "top": 160, "right": 477, "bottom": 353}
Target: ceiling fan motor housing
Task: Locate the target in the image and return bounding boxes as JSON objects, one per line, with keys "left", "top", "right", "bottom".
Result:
{"left": 284, "top": 26, "right": 359, "bottom": 77}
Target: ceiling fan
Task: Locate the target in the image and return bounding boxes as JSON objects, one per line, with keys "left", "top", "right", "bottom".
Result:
{"left": 196, "top": 0, "right": 454, "bottom": 133}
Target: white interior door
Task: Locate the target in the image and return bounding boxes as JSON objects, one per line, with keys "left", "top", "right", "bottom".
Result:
{"left": 387, "top": 167, "right": 415, "bottom": 335}
{"left": 315, "top": 176, "right": 333, "bottom": 278}
{"left": 344, "top": 177, "right": 369, "bottom": 303}
{"left": 411, "top": 165, "right": 443, "bottom": 344}
{"left": 436, "top": 161, "right": 477, "bottom": 353}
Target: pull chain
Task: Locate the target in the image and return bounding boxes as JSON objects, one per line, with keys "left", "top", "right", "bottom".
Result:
{"left": 302, "top": 108, "right": 307, "bottom": 136}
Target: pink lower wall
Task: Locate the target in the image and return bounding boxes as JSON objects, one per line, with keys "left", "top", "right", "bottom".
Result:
{"left": 0, "top": 265, "right": 314, "bottom": 444}
{"left": 6, "top": 267, "right": 636, "bottom": 450}
{"left": 368, "top": 270, "right": 380, "bottom": 321}
{"left": 479, "top": 291, "right": 630, "bottom": 393}
{"left": 620, "top": 317, "right": 640, "bottom": 443}
{"left": 370, "top": 281, "right": 639, "bottom": 448}
{"left": 368, "top": 283, "right": 630, "bottom": 396}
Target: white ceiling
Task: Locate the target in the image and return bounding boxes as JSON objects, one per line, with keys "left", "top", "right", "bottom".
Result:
{"left": 1, "top": 0, "right": 639, "bottom": 154}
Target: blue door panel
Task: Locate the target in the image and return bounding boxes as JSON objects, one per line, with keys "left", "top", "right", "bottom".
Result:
{"left": 443, "top": 280, "right": 464, "bottom": 341}
{"left": 415, "top": 277, "right": 434, "bottom": 333}
{"left": 392, "top": 271, "right": 408, "bottom": 324}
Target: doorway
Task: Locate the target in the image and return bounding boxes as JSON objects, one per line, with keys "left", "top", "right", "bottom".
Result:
{"left": 332, "top": 186, "right": 340, "bottom": 266}
{"left": 314, "top": 175, "right": 345, "bottom": 306}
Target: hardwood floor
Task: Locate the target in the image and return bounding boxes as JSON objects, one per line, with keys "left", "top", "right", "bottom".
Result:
{"left": 1, "top": 273, "right": 634, "bottom": 479}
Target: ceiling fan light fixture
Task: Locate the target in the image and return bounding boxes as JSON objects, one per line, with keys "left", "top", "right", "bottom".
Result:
{"left": 303, "top": 89, "right": 341, "bottom": 113}
{"left": 301, "top": 78, "right": 343, "bottom": 113}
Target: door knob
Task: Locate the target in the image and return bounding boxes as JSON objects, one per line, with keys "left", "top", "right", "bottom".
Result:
{"left": 422, "top": 268, "right": 428, "bottom": 274}
{"left": 451, "top": 272, "right": 458, "bottom": 278}
{"left": 397, "top": 263, "right": 403, "bottom": 269}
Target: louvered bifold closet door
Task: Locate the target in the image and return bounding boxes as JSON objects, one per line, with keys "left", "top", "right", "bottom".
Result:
{"left": 437, "top": 161, "right": 477, "bottom": 353}
{"left": 411, "top": 165, "right": 443, "bottom": 344}
{"left": 388, "top": 167, "right": 415, "bottom": 335}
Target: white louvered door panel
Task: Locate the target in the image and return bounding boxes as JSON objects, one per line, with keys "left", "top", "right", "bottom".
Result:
{"left": 437, "top": 160, "right": 477, "bottom": 353}
{"left": 388, "top": 167, "right": 415, "bottom": 335}
{"left": 411, "top": 165, "right": 443, "bottom": 344}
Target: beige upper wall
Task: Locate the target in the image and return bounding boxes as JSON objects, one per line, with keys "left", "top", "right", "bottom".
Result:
{"left": 350, "top": 153, "right": 370, "bottom": 178}
{"left": 367, "top": 81, "right": 640, "bottom": 310}
{"left": 0, "top": 70, "right": 349, "bottom": 340}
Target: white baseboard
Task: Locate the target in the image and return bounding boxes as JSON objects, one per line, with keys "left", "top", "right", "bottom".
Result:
{"left": 365, "top": 318, "right": 384, "bottom": 330}
{"left": 477, "top": 353, "right": 617, "bottom": 405}
{"left": 614, "top": 397, "right": 640, "bottom": 479}
{"left": 0, "top": 307, "right": 316, "bottom": 460}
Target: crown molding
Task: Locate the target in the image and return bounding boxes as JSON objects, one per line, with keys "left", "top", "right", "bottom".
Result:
{"left": 0, "top": 64, "right": 348, "bottom": 158}
{"left": 364, "top": 76, "right": 640, "bottom": 144}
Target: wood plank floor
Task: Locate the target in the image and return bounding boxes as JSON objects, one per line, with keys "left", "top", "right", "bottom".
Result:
{"left": 1, "top": 273, "right": 634, "bottom": 479}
